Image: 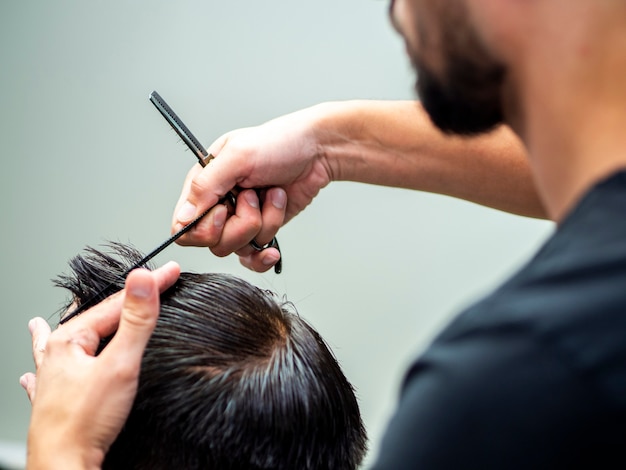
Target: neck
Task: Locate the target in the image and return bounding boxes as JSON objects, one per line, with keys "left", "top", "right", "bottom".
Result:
{"left": 506, "top": 5, "right": 626, "bottom": 222}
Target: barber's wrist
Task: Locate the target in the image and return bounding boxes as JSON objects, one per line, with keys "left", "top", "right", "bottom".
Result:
{"left": 309, "top": 100, "right": 381, "bottom": 183}
{"left": 306, "top": 100, "right": 361, "bottom": 183}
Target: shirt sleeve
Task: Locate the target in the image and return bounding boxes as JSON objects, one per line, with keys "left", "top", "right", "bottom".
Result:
{"left": 369, "top": 323, "right": 611, "bottom": 470}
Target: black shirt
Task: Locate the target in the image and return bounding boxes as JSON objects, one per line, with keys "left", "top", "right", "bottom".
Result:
{"left": 373, "top": 171, "right": 626, "bottom": 469}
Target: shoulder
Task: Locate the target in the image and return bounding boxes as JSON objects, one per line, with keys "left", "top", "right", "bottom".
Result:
{"left": 373, "top": 318, "right": 622, "bottom": 469}
{"left": 372, "top": 174, "right": 626, "bottom": 469}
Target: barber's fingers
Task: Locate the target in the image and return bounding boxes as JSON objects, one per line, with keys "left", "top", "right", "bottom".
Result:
{"left": 239, "top": 249, "right": 282, "bottom": 273}
{"left": 172, "top": 164, "right": 203, "bottom": 230}
{"left": 214, "top": 187, "right": 286, "bottom": 259}
{"left": 174, "top": 187, "right": 286, "bottom": 268}
{"left": 210, "top": 189, "right": 266, "bottom": 256}
{"left": 100, "top": 267, "right": 169, "bottom": 366}
{"left": 254, "top": 186, "right": 286, "bottom": 246}
{"left": 19, "top": 372, "right": 36, "bottom": 403}
{"left": 58, "top": 261, "right": 181, "bottom": 344}
{"left": 152, "top": 260, "right": 182, "bottom": 293}
{"left": 174, "top": 189, "right": 263, "bottom": 254}
{"left": 234, "top": 187, "right": 286, "bottom": 251}
{"left": 172, "top": 136, "right": 238, "bottom": 229}
{"left": 29, "top": 317, "right": 51, "bottom": 369}
{"left": 171, "top": 163, "right": 247, "bottom": 249}
{"left": 42, "top": 261, "right": 181, "bottom": 359}
{"left": 181, "top": 133, "right": 252, "bottom": 221}
{"left": 173, "top": 203, "right": 229, "bottom": 247}
{"left": 229, "top": 187, "right": 285, "bottom": 272}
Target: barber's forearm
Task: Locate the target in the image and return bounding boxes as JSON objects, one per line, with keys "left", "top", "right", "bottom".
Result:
{"left": 315, "top": 100, "right": 547, "bottom": 219}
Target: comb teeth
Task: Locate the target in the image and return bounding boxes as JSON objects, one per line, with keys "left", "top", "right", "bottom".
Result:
{"left": 149, "top": 91, "right": 208, "bottom": 165}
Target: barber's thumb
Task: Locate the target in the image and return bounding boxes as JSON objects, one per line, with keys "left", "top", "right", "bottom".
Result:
{"left": 109, "top": 269, "right": 159, "bottom": 358}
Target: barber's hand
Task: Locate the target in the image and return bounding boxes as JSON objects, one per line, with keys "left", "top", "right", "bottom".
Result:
{"left": 172, "top": 105, "right": 334, "bottom": 272}
{"left": 20, "top": 263, "right": 180, "bottom": 470}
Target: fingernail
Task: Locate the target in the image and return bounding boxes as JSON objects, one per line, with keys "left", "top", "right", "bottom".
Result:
{"left": 262, "top": 252, "right": 280, "bottom": 266}
{"left": 214, "top": 206, "right": 227, "bottom": 228}
{"left": 128, "top": 275, "right": 153, "bottom": 299}
{"left": 19, "top": 374, "right": 28, "bottom": 389}
{"left": 177, "top": 201, "right": 197, "bottom": 222}
{"left": 28, "top": 318, "right": 37, "bottom": 334}
{"left": 245, "top": 191, "right": 259, "bottom": 209}
{"left": 271, "top": 189, "right": 287, "bottom": 209}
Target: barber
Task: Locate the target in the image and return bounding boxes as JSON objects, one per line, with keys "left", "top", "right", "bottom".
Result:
{"left": 25, "top": 0, "right": 626, "bottom": 467}
{"left": 22, "top": 3, "right": 543, "bottom": 468}
{"left": 169, "top": 0, "right": 626, "bottom": 468}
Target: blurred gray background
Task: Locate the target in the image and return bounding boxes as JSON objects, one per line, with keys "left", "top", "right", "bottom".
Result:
{"left": 0, "top": 1, "right": 552, "bottom": 468}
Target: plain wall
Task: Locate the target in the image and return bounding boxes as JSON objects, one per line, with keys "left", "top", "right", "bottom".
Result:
{"left": 0, "top": 1, "right": 552, "bottom": 467}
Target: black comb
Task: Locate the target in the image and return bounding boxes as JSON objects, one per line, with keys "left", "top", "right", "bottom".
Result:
{"left": 59, "top": 206, "right": 212, "bottom": 325}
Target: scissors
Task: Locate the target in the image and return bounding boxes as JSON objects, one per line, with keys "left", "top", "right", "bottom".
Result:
{"left": 148, "top": 91, "right": 281, "bottom": 262}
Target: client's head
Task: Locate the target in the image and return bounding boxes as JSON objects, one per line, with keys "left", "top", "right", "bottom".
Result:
{"left": 55, "top": 243, "right": 367, "bottom": 470}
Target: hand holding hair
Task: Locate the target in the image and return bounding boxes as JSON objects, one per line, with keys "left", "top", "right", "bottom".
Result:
{"left": 20, "top": 262, "right": 180, "bottom": 470}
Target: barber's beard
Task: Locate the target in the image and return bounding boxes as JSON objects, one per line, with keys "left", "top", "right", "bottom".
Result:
{"left": 413, "top": 54, "right": 506, "bottom": 136}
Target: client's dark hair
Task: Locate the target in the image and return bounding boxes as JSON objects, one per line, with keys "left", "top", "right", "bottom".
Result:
{"left": 55, "top": 243, "right": 367, "bottom": 470}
